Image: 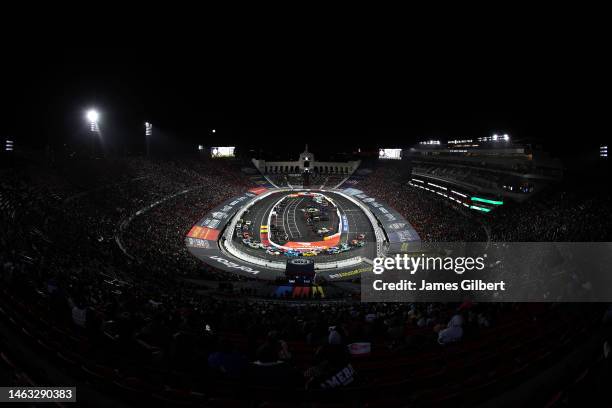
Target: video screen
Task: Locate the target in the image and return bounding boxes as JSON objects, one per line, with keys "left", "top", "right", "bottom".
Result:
{"left": 378, "top": 148, "right": 402, "bottom": 160}
{"left": 211, "top": 146, "right": 235, "bottom": 158}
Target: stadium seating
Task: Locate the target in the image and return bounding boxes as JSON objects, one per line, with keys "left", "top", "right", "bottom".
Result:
{"left": 1, "top": 155, "right": 610, "bottom": 406}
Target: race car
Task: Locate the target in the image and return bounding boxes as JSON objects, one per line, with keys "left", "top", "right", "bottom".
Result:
{"left": 340, "top": 243, "right": 351, "bottom": 252}
{"left": 317, "top": 227, "right": 330, "bottom": 235}
{"left": 266, "top": 249, "right": 282, "bottom": 256}
{"left": 357, "top": 233, "right": 366, "bottom": 240}
{"left": 285, "top": 250, "right": 300, "bottom": 257}
{"left": 351, "top": 240, "right": 365, "bottom": 247}
{"left": 325, "top": 247, "right": 340, "bottom": 254}
{"left": 303, "top": 251, "right": 317, "bottom": 257}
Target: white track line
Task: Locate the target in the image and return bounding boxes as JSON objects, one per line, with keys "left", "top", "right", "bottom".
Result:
{"left": 334, "top": 197, "right": 350, "bottom": 244}
{"left": 286, "top": 197, "right": 303, "bottom": 238}
{"left": 282, "top": 199, "right": 291, "bottom": 238}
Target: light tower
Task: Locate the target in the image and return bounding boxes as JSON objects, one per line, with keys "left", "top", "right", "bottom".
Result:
{"left": 145, "top": 122, "right": 152, "bottom": 156}
{"left": 86, "top": 109, "right": 100, "bottom": 156}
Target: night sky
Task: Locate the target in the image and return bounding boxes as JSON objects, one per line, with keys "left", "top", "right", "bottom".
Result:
{"left": 1, "top": 47, "right": 607, "bottom": 160}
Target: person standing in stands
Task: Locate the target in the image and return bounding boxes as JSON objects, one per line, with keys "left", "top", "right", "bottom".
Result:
{"left": 437, "top": 313, "right": 464, "bottom": 345}
{"left": 247, "top": 342, "right": 301, "bottom": 387}
{"left": 304, "top": 344, "right": 359, "bottom": 390}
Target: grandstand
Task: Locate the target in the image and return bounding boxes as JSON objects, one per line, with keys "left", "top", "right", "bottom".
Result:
{"left": 1, "top": 146, "right": 612, "bottom": 407}
{"left": 405, "top": 139, "right": 563, "bottom": 211}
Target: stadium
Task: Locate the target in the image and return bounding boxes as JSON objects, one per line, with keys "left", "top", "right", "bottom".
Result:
{"left": 1, "top": 52, "right": 612, "bottom": 408}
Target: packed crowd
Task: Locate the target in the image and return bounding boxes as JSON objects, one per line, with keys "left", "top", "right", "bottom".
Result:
{"left": 354, "top": 164, "right": 488, "bottom": 242}
{"left": 488, "top": 189, "right": 612, "bottom": 241}
{"left": 351, "top": 162, "right": 612, "bottom": 242}
{"left": 412, "top": 163, "right": 506, "bottom": 191}
{"left": 0, "top": 154, "right": 505, "bottom": 392}
{"left": 265, "top": 172, "right": 347, "bottom": 189}
{"left": 1, "top": 153, "right": 609, "bottom": 404}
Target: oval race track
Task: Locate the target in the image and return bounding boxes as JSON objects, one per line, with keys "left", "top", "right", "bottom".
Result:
{"left": 233, "top": 190, "right": 376, "bottom": 263}
{"left": 185, "top": 187, "right": 420, "bottom": 281}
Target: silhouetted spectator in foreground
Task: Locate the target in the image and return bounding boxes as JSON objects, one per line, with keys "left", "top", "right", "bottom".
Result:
{"left": 208, "top": 338, "right": 248, "bottom": 379}
{"left": 305, "top": 344, "right": 358, "bottom": 390}
{"left": 247, "top": 342, "right": 300, "bottom": 388}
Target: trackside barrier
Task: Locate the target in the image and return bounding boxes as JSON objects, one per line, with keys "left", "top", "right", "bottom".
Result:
{"left": 224, "top": 238, "right": 286, "bottom": 270}
{"left": 331, "top": 190, "right": 386, "bottom": 257}
{"left": 221, "top": 189, "right": 292, "bottom": 270}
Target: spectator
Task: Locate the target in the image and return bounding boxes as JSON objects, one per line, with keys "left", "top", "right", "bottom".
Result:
{"left": 438, "top": 314, "right": 464, "bottom": 345}
{"left": 208, "top": 338, "right": 248, "bottom": 379}
{"left": 305, "top": 344, "right": 357, "bottom": 390}
{"left": 247, "top": 342, "right": 300, "bottom": 387}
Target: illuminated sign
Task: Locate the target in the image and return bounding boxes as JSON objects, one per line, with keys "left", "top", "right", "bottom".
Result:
{"left": 211, "top": 146, "right": 235, "bottom": 158}
{"left": 478, "top": 133, "right": 510, "bottom": 142}
{"left": 470, "top": 205, "right": 491, "bottom": 213}
{"left": 378, "top": 148, "right": 402, "bottom": 160}
{"left": 471, "top": 197, "right": 503, "bottom": 205}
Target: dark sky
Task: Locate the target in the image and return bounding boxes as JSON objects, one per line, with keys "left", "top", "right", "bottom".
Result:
{"left": 1, "top": 47, "right": 608, "bottom": 159}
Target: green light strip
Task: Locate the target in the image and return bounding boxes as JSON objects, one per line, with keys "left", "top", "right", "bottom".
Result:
{"left": 470, "top": 205, "right": 491, "bottom": 213}
{"left": 471, "top": 197, "right": 503, "bottom": 205}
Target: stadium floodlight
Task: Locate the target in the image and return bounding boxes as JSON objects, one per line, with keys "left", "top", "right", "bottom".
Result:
{"left": 145, "top": 122, "right": 153, "bottom": 136}
{"left": 5, "top": 139, "right": 14, "bottom": 152}
{"left": 86, "top": 109, "right": 99, "bottom": 123}
{"left": 212, "top": 129, "right": 216, "bottom": 133}
{"left": 86, "top": 109, "right": 100, "bottom": 132}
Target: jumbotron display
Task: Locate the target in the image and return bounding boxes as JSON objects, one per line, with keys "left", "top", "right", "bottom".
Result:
{"left": 211, "top": 146, "right": 235, "bottom": 157}
{"left": 378, "top": 148, "right": 402, "bottom": 160}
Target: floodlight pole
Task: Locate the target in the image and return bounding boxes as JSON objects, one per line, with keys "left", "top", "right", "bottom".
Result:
{"left": 86, "top": 109, "right": 100, "bottom": 157}
{"left": 145, "top": 122, "right": 152, "bottom": 157}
